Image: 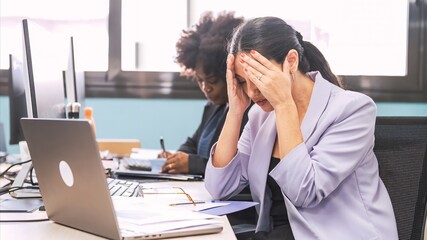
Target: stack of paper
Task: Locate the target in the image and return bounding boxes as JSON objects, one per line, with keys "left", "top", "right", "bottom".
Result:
{"left": 112, "top": 197, "right": 222, "bottom": 235}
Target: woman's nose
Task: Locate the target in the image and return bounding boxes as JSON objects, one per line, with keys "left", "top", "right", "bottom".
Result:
{"left": 246, "top": 80, "right": 258, "bottom": 98}
{"left": 202, "top": 82, "right": 212, "bottom": 93}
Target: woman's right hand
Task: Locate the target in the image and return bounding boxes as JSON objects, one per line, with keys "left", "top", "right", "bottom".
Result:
{"left": 211, "top": 54, "right": 249, "bottom": 168}
{"left": 226, "top": 54, "right": 250, "bottom": 117}
{"left": 160, "top": 151, "right": 189, "bottom": 174}
{"left": 157, "top": 151, "right": 172, "bottom": 158}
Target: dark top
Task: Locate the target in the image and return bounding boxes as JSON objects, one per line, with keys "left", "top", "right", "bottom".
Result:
{"left": 267, "top": 157, "right": 289, "bottom": 228}
{"left": 196, "top": 104, "right": 226, "bottom": 158}
{"left": 178, "top": 102, "right": 251, "bottom": 175}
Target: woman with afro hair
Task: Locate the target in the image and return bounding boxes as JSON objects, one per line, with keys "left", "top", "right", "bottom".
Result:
{"left": 159, "top": 11, "right": 250, "bottom": 176}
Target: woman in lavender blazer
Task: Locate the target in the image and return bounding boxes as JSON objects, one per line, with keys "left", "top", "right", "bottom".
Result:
{"left": 204, "top": 17, "right": 398, "bottom": 240}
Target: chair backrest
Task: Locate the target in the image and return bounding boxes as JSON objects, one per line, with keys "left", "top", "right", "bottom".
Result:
{"left": 374, "top": 117, "right": 427, "bottom": 240}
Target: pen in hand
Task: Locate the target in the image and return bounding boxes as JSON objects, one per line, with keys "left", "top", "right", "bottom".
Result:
{"left": 160, "top": 136, "right": 167, "bottom": 157}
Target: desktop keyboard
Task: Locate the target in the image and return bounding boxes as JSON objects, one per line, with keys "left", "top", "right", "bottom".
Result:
{"left": 107, "top": 178, "right": 142, "bottom": 197}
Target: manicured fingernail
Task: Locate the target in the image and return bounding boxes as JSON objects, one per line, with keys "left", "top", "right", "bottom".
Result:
{"left": 250, "top": 50, "right": 256, "bottom": 54}
{"left": 240, "top": 53, "right": 245, "bottom": 58}
{"left": 240, "top": 58, "right": 245, "bottom": 63}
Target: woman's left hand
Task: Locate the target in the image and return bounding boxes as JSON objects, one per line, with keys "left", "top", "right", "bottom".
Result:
{"left": 239, "top": 50, "right": 294, "bottom": 109}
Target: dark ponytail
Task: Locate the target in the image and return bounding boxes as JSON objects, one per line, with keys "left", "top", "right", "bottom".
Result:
{"left": 296, "top": 32, "right": 343, "bottom": 88}
{"left": 229, "top": 17, "right": 344, "bottom": 89}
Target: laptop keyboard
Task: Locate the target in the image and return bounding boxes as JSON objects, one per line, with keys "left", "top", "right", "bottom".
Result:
{"left": 121, "top": 158, "right": 152, "bottom": 171}
{"left": 107, "top": 178, "right": 142, "bottom": 197}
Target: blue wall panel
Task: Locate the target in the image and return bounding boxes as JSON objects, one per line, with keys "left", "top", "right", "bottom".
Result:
{"left": 1, "top": 95, "right": 426, "bottom": 154}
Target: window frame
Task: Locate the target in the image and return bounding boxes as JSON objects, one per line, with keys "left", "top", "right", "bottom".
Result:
{"left": 103, "top": 0, "right": 203, "bottom": 99}
{"left": 0, "top": 0, "right": 425, "bottom": 101}
{"left": 339, "top": 0, "right": 427, "bottom": 102}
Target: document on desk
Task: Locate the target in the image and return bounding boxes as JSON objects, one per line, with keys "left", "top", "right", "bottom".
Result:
{"left": 130, "top": 148, "right": 175, "bottom": 159}
{"left": 171, "top": 202, "right": 230, "bottom": 212}
{"left": 170, "top": 200, "right": 258, "bottom": 216}
{"left": 199, "top": 201, "right": 259, "bottom": 216}
{"left": 113, "top": 197, "right": 221, "bottom": 233}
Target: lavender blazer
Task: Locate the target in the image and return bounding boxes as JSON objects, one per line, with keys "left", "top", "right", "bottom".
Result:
{"left": 205, "top": 72, "right": 398, "bottom": 239}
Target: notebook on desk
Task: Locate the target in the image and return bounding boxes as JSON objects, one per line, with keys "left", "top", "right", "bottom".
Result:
{"left": 20, "top": 118, "right": 222, "bottom": 240}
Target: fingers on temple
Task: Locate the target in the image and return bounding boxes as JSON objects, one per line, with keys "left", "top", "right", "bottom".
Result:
{"left": 226, "top": 69, "right": 235, "bottom": 90}
{"left": 247, "top": 66, "right": 259, "bottom": 81}
{"left": 250, "top": 50, "right": 276, "bottom": 70}
{"left": 226, "top": 55, "right": 237, "bottom": 88}
{"left": 227, "top": 54, "right": 235, "bottom": 72}
{"left": 241, "top": 61, "right": 258, "bottom": 83}
{"left": 240, "top": 53, "right": 264, "bottom": 74}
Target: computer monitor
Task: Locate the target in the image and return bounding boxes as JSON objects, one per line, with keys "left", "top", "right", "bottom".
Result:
{"left": 8, "top": 54, "right": 28, "bottom": 145}
{"left": 22, "top": 19, "right": 66, "bottom": 119}
{"left": 10, "top": 19, "right": 67, "bottom": 198}
{"left": 64, "top": 36, "right": 85, "bottom": 119}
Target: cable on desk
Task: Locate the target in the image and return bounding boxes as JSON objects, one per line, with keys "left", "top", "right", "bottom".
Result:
{"left": 105, "top": 168, "right": 112, "bottom": 178}
{"left": 2, "top": 176, "right": 13, "bottom": 184}
{"left": 29, "top": 165, "right": 37, "bottom": 186}
{"left": 0, "top": 186, "right": 40, "bottom": 196}
{"left": 3, "top": 174, "right": 13, "bottom": 181}
{"left": 0, "top": 159, "right": 32, "bottom": 177}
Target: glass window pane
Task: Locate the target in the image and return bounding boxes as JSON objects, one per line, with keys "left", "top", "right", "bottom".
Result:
{"left": 0, "top": 0, "right": 109, "bottom": 71}
{"left": 191, "top": 0, "right": 408, "bottom": 76}
{"left": 121, "top": 0, "right": 187, "bottom": 72}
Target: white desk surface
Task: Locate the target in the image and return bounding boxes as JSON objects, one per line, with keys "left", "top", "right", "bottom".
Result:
{"left": 2, "top": 155, "right": 426, "bottom": 240}
{"left": 0, "top": 180, "right": 236, "bottom": 240}
{"left": 0, "top": 214, "right": 235, "bottom": 240}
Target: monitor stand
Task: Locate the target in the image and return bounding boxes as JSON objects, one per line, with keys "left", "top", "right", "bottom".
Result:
{"left": 10, "top": 162, "right": 41, "bottom": 198}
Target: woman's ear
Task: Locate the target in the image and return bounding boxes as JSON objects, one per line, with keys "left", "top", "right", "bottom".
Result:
{"left": 282, "top": 49, "right": 299, "bottom": 73}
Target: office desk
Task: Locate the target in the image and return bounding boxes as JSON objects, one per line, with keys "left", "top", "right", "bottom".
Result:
{"left": 0, "top": 180, "right": 237, "bottom": 240}
{"left": 0, "top": 215, "right": 234, "bottom": 240}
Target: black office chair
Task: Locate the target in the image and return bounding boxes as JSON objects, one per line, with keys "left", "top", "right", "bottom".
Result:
{"left": 374, "top": 116, "right": 427, "bottom": 240}
{"left": 232, "top": 116, "right": 427, "bottom": 240}
{"left": 229, "top": 186, "right": 258, "bottom": 240}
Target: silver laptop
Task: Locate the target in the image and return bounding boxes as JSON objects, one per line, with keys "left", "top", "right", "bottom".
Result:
{"left": 20, "top": 118, "right": 223, "bottom": 240}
